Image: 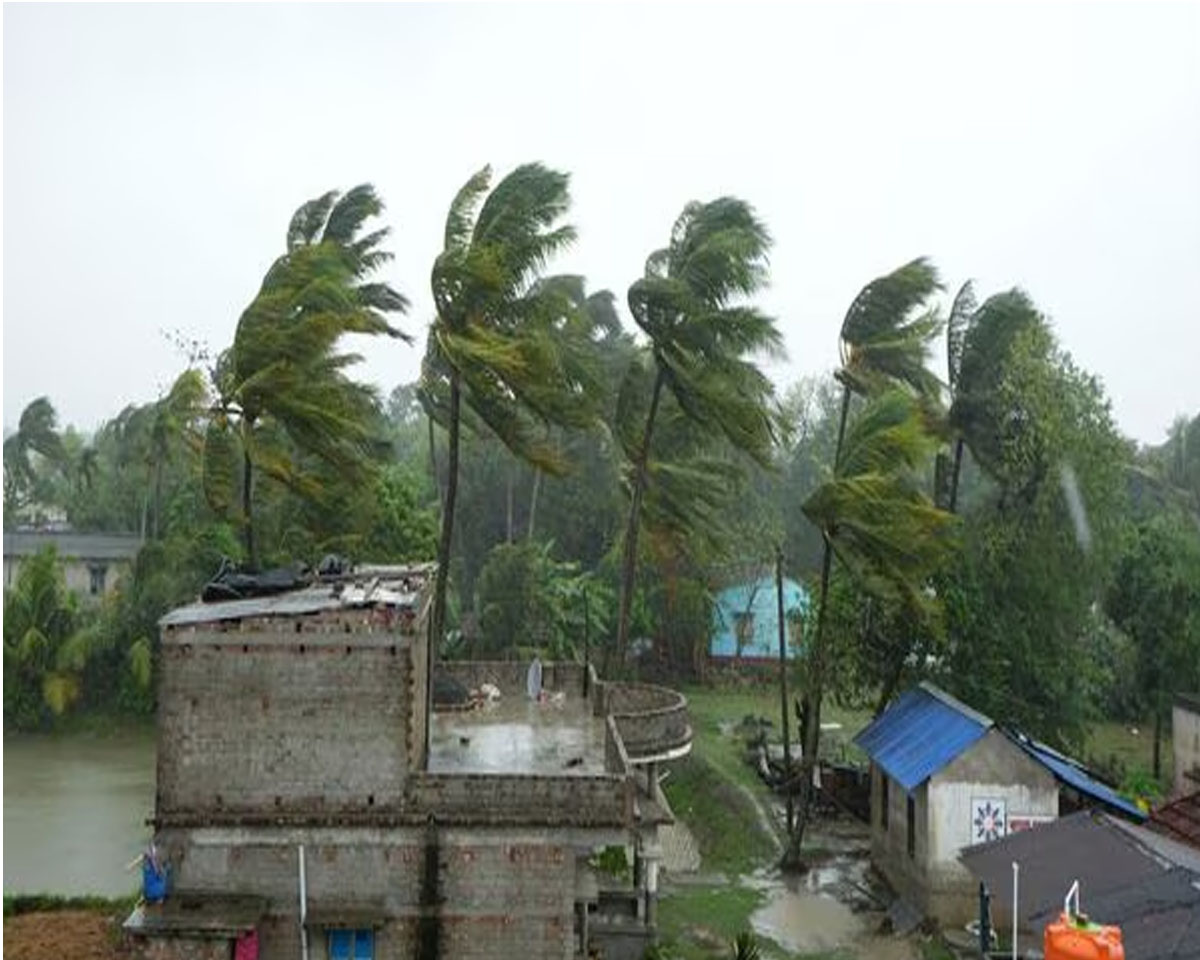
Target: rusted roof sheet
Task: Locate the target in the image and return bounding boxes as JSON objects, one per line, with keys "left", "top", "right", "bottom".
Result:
{"left": 159, "top": 563, "right": 433, "bottom": 627}
{"left": 1153, "top": 792, "right": 1200, "bottom": 852}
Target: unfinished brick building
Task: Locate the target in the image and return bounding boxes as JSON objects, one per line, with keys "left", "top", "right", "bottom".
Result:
{"left": 124, "top": 564, "right": 692, "bottom": 960}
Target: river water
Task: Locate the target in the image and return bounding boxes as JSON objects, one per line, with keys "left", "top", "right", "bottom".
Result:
{"left": 3, "top": 728, "right": 156, "bottom": 895}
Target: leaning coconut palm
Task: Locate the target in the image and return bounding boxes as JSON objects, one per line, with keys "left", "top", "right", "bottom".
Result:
{"left": 425, "top": 163, "right": 604, "bottom": 654}
{"left": 202, "top": 185, "right": 408, "bottom": 567}
{"left": 614, "top": 198, "right": 784, "bottom": 666}
{"left": 3, "top": 397, "right": 68, "bottom": 519}
{"left": 784, "top": 390, "right": 955, "bottom": 864}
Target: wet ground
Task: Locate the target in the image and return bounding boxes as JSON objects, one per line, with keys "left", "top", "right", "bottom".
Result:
{"left": 663, "top": 815, "right": 919, "bottom": 959}
{"left": 427, "top": 696, "right": 607, "bottom": 775}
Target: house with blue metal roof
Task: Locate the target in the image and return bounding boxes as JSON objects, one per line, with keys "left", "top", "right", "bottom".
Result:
{"left": 709, "top": 575, "right": 807, "bottom": 662}
{"left": 854, "top": 682, "right": 1146, "bottom": 926}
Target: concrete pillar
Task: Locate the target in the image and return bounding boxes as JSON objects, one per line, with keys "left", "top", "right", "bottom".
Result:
{"left": 644, "top": 856, "right": 659, "bottom": 927}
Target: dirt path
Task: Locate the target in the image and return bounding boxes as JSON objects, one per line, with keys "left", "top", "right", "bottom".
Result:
{"left": 3, "top": 910, "right": 128, "bottom": 960}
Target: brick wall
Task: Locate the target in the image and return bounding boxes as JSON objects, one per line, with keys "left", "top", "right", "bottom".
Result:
{"left": 157, "top": 625, "right": 419, "bottom": 814}
{"left": 158, "top": 826, "right": 593, "bottom": 960}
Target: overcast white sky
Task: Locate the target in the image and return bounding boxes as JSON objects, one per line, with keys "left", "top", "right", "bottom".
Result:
{"left": 3, "top": 2, "right": 1198, "bottom": 444}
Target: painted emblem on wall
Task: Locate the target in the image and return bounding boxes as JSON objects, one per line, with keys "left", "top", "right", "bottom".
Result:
{"left": 972, "top": 798, "right": 1007, "bottom": 842}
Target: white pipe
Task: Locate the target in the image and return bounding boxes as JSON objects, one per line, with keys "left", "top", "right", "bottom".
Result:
{"left": 1064, "top": 879, "right": 1080, "bottom": 918}
{"left": 299, "top": 844, "right": 309, "bottom": 960}
{"left": 1012, "top": 862, "right": 1019, "bottom": 960}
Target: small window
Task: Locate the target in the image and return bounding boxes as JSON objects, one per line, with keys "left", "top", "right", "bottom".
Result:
{"left": 89, "top": 564, "right": 108, "bottom": 595}
{"left": 328, "top": 929, "right": 374, "bottom": 960}
{"left": 906, "top": 795, "right": 916, "bottom": 858}
{"left": 880, "top": 772, "right": 889, "bottom": 831}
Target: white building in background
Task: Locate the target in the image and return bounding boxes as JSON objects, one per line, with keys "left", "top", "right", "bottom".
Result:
{"left": 3, "top": 530, "right": 142, "bottom": 599}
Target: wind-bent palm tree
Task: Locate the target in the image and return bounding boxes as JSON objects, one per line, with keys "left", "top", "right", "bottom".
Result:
{"left": 202, "top": 185, "right": 408, "bottom": 567}
{"left": 3, "top": 397, "right": 68, "bottom": 520}
{"left": 614, "top": 198, "right": 783, "bottom": 666}
{"left": 785, "top": 260, "right": 944, "bottom": 866}
{"left": 785, "top": 390, "right": 954, "bottom": 862}
{"left": 425, "top": 163, "right": 602, "bottom": 653}
{"left": 942, "top": 281, "right": 977, "bottom": 511}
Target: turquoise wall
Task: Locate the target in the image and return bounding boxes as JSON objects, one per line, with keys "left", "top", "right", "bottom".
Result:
{"left": 710, "top": 576, "right": 808, "bottom": 660}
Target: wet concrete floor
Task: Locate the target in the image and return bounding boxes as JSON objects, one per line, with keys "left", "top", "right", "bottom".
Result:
{"left": 428, "top": 697, "right": 607, "bottom": 775}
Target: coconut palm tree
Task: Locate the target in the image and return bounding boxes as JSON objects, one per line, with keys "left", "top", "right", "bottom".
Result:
{"left": 785, "top": 389, "right": 954, "bottom": 862}
{"left": 202, "top": 185, "right": 408, "bottom": 567}
{"left": 3, "top": 397, "right": 67, "bottom": 521}
{"left": 614, "top": 198, "right": 783, "bottom": 666}
{"left": 425, "top": 163, "right": 603, "bottom": 652}
{"left": 784, "top": 260, "right": 945, "bottom": 865}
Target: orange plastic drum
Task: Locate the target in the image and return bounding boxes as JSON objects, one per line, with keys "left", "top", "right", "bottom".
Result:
{"left": 1044, "top": 912, "right": 1125, "bottom": 960}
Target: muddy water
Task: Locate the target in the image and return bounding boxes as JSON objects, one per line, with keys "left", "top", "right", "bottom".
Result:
{"left": 746, "top": 854, "right": 876, "bottom": 954}
{"left": 3, "top": 728, "right": 155, "bottom": 895}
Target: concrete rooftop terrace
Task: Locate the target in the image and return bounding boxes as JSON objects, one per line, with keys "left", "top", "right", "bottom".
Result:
{"left": 429, "top": 695, "right": 608, "bottom": 776}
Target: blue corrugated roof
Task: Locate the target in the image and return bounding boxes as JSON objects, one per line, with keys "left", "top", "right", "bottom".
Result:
{"left": 1006, "top": 732, "right": 1147, "bottom": 821}
{"left": 853, "top": 683, "right": 991, "bottom": 792}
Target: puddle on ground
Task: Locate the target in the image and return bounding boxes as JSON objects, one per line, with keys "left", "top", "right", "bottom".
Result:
{"left": 750, "top": 885, "right": 864, "bottom": 954}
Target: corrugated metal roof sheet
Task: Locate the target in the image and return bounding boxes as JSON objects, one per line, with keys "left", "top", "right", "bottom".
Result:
{"left": 159, "top": 564, "right": 433, "bottom": 627}
{"left": 853, "top": 683, "right": 990, "bottom": 792}
{"left": 1006, "top": 731, "right": 1147, "bottom": 821}
{"left": 961, "top": 812, "right": 1200, "bottom": 959}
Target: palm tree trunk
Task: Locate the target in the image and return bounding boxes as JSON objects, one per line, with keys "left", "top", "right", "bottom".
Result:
{"left": 506, "top": 463, "right": 515, "bottom": 543}
{"left": 242, "top": 447, "right": 257, "bottom": 569}
{"left": 527, "top": 468, "right": 542, "bottom": 541}
{"left": 152, "top": 459, "right": 164, "bottom": 540}
{"left": 784, "top": 383, "right": 851, "bottom": 869}
{"left": 785, "top": 531, "right": 834, "bottom": 868}
{"left": 613, "top": 369, "right": 667, "bottom": 674}
{"left": 777, "top": 549, "right": 794, "bottom": 834}
{"left": 948, "top": 437, "right": 965, "bottom": 513}
{"left": 431, "top": 372, "right": 461, "bottom": 664}
{"left": 428, "top": 414, "right": 443, "bottom": 510}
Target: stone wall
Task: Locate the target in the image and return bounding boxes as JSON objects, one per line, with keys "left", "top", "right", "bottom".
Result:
{"left": 157, "top": 623, "right": 421, "bottom": 815}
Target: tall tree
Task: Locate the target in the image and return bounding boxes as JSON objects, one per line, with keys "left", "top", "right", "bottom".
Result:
{"left": 614, "top": 198, "right": 783, "bottom": 667}
{"left": 785, "top": 390, "right": 954, "bottom": 862}
{"left": 3, "top": 397, "right": 68, "bottom": 523}
{"left": 1106, "top": 513, "right": 1200, "bottom": 780}
{"left": 786, "top": 259, "right": 944, "bottom": 864}
{"left": 425, "top": 163, "right": 602, "bottom": 652}
{"left": 202, "top": 185, "right": 408, "bottom": 567}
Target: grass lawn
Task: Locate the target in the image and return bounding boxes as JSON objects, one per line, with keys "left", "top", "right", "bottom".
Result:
{"left": 1085, "top": 719, "right": 1172, "bottom": 798}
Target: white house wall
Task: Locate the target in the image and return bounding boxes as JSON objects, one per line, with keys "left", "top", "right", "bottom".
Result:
{"left": 1174, "top": 702, "right": 1200, "bottom": 797}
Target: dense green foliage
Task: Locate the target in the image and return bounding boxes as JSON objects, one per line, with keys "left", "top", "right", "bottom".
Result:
{"left": 5, "top": 166, "right": 1198, "bottom": 806}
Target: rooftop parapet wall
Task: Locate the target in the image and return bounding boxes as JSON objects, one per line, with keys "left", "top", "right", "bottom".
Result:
{"left": 601, "top": 683, "right": 693, "bottom": 763}
{"left": 439, "top": 660, "right": 588, "bottom": 700}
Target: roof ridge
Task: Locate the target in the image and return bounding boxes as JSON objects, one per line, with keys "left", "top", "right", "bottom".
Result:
{"left": 918, "top": 681, "right": 994, "bottom": 728}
